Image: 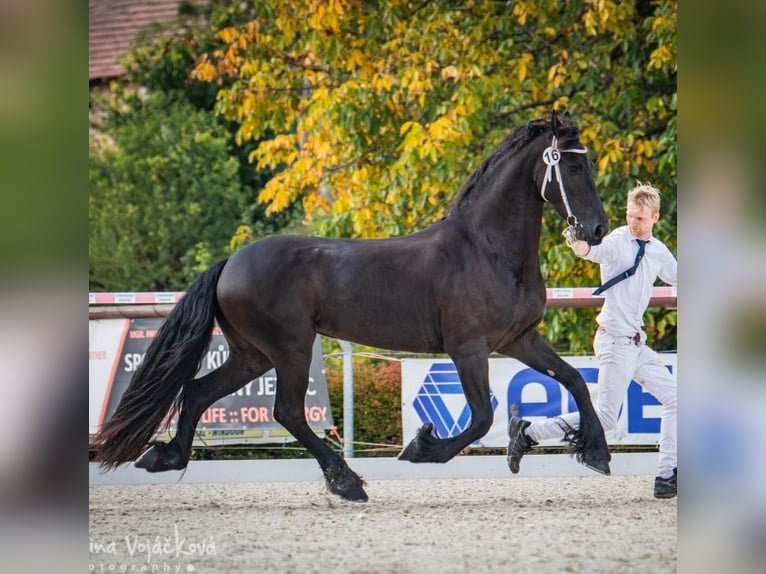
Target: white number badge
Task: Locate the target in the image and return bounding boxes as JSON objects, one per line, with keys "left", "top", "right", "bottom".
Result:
{"left": 542, "top": 146, "right": 561, "bottom": 166}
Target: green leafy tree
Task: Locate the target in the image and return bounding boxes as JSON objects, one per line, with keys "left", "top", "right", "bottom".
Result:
{"left": 189, "top": 0, "right": 676, "bottom": 352}
{"left": 90, "top": 1, "right": 306, "bottom": 291}
{"left": 89, "top": 93, "right": 246, "bottom": 291}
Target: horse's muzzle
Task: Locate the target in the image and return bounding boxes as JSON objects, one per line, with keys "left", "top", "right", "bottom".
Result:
{"left": 588, "top": 223, "right": 607, "bottom": 245}
{"left": 572, "top": 222, "right": 607, "bottom": 245}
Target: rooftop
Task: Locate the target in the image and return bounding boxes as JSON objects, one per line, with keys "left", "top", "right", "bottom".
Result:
{"left": 89, "top": 0, "right": 184, "bottom": 82}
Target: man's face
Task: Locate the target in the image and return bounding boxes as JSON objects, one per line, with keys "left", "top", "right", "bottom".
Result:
{"left": 626, "top": 202, "right": 659, "bottom": 240}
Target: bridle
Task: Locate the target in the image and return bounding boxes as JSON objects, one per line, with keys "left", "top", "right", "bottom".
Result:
{"left": 539, "top": 134, "right": 588, "bottom": 234}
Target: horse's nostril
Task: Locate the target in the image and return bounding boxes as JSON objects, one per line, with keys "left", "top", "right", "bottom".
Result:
{"left": 594, "top": 224, "right": 605, "bottom": 240}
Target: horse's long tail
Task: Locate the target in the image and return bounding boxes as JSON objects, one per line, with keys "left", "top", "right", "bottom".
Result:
{"left": 91, "top": 259, "right": 228, "bottom": 470}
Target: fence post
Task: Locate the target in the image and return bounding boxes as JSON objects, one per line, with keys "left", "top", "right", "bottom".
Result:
{"left": 339, "top": 340, "right": 354, "bottom": 458}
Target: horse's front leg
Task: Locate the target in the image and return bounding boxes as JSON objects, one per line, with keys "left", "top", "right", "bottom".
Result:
{"left": 501, "top": 329, "right": 611, "bottom": 475}
{"left": 399, "top": 346, "right": 494, "bottom": 463}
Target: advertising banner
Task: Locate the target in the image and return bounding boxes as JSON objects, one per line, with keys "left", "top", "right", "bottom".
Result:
{"left": 89, "top": 318, "right": 333, "bottom": 445}
{"left": 402, "top": 354, "right": 676, "bottom": 448}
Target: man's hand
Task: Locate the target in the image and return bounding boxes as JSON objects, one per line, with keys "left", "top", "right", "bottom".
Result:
{"left": 570, "top": 240, "right": 590, "bottom": 257}
{"left": 562, "top": 227, "right": 590, "bottom": 257}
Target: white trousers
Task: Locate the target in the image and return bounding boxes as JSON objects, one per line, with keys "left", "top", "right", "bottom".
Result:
{"left": 525, "top": 329, "right": 677, "bottom": 478}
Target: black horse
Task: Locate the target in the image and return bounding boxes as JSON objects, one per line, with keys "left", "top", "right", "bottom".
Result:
{"left": 92, "top": 111, "right": 610, "bottom": 502}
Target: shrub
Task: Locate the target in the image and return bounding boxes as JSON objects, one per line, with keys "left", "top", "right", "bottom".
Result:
{"left": 325, "top": 360, "right": 403, "bottom": 456}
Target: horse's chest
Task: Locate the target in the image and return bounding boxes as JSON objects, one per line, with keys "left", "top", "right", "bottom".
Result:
{"left": 492, "top": 298, "right": 544, "bottom": 328}
{"left": 488, "top": 282, "right": 546, "bottom": 328}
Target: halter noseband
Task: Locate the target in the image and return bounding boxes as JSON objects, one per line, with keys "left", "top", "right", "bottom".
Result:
{"left": 540, "top": 135, "right": 588, "bottom": 230}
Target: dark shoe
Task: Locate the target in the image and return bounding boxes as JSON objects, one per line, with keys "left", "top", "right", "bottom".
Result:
{"left": 507, "top": 417, "right": 537, "bottom": 474}
{"left": 654, "top": 467, "right": 677, "bottom": 499}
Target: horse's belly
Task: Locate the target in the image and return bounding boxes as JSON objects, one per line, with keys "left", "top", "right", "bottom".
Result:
{"left": 316, "top": 306, "right": 443, "bottom": 354}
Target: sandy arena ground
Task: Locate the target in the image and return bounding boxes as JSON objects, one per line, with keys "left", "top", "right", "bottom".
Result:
{"left": 89, "top": 474, "right": 676, "bottom": 573}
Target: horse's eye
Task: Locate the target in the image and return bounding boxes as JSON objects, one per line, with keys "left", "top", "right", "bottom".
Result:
{"left": 568, "top": 164, "right": 580, "bottom": 174}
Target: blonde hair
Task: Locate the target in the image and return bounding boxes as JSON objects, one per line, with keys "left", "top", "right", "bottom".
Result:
{"left": 627, "top": 181, "right": 661, "bottom": 214}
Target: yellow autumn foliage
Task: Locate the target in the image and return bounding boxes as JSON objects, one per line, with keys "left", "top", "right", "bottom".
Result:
{"left": 191, "top": 0, "right": 675, "bottom": 255}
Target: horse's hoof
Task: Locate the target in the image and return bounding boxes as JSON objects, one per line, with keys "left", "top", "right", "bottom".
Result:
{"left": 134, "top": 441, "right": 187, "bottom": 472}
{"left": 398, "top": 440, "right": 419, "bottom": 462}
{"left": 398, "top": 422, "right": 438, "bottom": 462}
{"left": 583, "top": 453, "right": 611, "bottom": 476}
{"left": 324, "top": 464, "right": 368, "bottom": 502}
{"left": 330, "top": 482, "right": 369, "bottom": 503}
{"left": 561, "top": 423, "right": 611, "bottom": 476}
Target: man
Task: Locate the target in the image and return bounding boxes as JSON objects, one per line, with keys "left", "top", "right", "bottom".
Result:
{"left": 507, "top": 183, "right": 678, "bottom": 498}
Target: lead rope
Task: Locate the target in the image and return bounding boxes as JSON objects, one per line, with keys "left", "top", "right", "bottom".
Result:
{"left": 540, "top": 135, "right": 588, "bottom": 231}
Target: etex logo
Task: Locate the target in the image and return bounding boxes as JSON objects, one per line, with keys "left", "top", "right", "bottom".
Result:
{"left": 412, "top": 362, "right": 498, "bottom": 440}
{"left": 507, "top": 367, "right": 669, "bottom": 434}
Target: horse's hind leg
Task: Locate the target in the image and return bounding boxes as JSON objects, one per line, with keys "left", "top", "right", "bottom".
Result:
{"left": 135, "top": 348, "right": 272, "bottom": 472}
{"left": 501, "top": 330, "right": 611, "bottom": 475}
{"left": 271, "top": 348, "right": 368, "bottom": 502}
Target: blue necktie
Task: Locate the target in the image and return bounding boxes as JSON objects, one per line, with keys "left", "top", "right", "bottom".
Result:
{"left": 593, "top": 239, "right": 648, "bottom": 296}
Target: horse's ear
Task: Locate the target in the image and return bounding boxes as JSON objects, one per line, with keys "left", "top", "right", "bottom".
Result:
{"left": 551, "top": 110, "right": 562, "bottom": 136}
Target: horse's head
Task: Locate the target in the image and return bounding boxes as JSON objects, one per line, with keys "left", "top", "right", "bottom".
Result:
{"left": 534, "top": 111, "right": 608, "bottom": 245}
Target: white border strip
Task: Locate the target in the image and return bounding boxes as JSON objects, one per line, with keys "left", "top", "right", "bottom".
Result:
{"left": 89, "top": 453, "right": 657, "bottom": 485}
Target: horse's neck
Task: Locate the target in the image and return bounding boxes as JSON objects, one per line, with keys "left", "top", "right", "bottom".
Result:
{"left": 459, "top": 160, "right": 544, "bottom": 266}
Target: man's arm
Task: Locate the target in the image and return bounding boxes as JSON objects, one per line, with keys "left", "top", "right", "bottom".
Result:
{"left": 659, "top": 249, "right": 677, "bottom": 286}
{"left": 562, "top": 228, "right": 618, "bottom": 263}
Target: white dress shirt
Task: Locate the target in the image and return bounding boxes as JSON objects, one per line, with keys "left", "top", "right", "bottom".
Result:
{"left": 585, "top": 225, "right": 677, "bottom": 336}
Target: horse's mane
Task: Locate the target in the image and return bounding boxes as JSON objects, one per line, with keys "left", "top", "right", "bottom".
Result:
{"left": 447, "top": 116, "right": 579, "bottom": 215}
